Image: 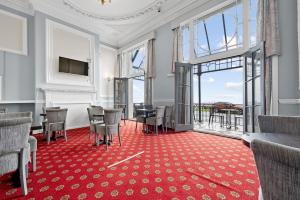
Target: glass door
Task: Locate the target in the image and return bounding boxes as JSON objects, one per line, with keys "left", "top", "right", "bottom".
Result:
{"left": 175, "top": 62, "right": 194, "bottom": 132}
{"left": 244, "top": 44, "right": 265, "bottom": 133}
{"left": 114, "top": 78, "right": 128, "bottom": 118}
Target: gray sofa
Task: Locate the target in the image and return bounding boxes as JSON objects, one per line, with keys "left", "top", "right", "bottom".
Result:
{"left": 0, "top": 112, "right": 32, "bottom": 196}
{"left": 253, "top": 115, "right": 300, "bottom": 200}
{"left": 258, "top": 115, "right": 300, "bottom": 135}
{"left": 251, "top": 139, "right": 300, "bottom": 200}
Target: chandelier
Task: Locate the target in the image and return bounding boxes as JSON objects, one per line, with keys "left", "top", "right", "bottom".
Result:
{"left": 98, "top": 0, "right": 111, "bottom": 5}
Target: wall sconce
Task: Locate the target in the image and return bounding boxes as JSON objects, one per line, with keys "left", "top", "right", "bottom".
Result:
{"left": 106, "top": 76, "right": 113, "bottom": 82}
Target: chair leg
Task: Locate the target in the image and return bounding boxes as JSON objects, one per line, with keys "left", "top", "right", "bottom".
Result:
{"left": 25, "top": 164, "right": 29, "bottom": 178}
{"left": 95, "top": 132, "right": 99, "bottom": 147}
{"left": 118, "top": 125, "right": 122, "bottom": 146}
{"left": 135, "top": 121, "right": 138, "bottom": 130}
{"left": 89, "top": 130, "right": 91, "bottom": 140}
{"left": 19, "top": 149, "right": 28, "bottom": 196}
{"left": 156, "top": 124, "right": 158, "bottom": 135}
{"left": 64, "top": 130, "right": 67, "bottom": 142}
{"left": 105, "top": 128, "right": 108, "bottom": 151}
{"left": 32, "top": 151, "right": 36, "bottom": 172}
{"left": 47, "top": 131, "right": 50, "bottom": 145}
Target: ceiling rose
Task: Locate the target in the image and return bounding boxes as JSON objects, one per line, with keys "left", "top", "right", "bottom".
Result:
{"left": 63, "top": 0, "right": 168, "bottom": 22}
{"left": 98, "top": 0, "right": 111, "bottom": 5}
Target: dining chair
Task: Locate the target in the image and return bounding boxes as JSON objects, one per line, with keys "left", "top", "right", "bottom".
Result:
{"left": 44, "top": 109, "right": 68, "bottom": 144}
{"left": 133, "top": 103, "right": 144, "bottom": 118}
{"left": 42, "top": 107, "right": 61, "bottom": 134}
{"left": 135, "top": 104, "right": 146, "bottom": 130}
{"left": 95, "top": 109, "right": 122, "bottom": 150}
{"left": 0, "top": 113, "right": 32, "bottom": 196}
{"left": 146, "top": 106, "right": 165, "bottom": 135}
{"left": 164, "top": 105, "right": 175, "bottom": 132}
{"left": 87, "top": 107, "right": 104, "bottom": 140}
{"left": 251, "top": 139, "right": 300, "bottom": 200}
{"left": 0, "top": 108, "right": 7, "bottom": 113}
{"left": 258, "top": 115, "right": 300, "bottom": 135}
{"left": 0, "top": 112, "right": 37, "bottom": 172}
{"left": 114, "top": 104, "right": 126, "bottom": 125}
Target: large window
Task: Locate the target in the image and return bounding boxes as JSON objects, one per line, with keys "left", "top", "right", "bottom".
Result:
{"left": 181, "top": 0, "right": 258, "bottom": 62}
{"left": 131, "top": 46, "right": 145, "bottom": 104}
{"left": 194, "top": 2, "right": 243, "bottom": 57}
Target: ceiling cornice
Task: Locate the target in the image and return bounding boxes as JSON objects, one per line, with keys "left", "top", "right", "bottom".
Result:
{"left": 63, "top": 0, "right": 168, "bottom": 22}
{"left": 117, "top": 0, "right": 207, "bottom": 47}
{"left": 30, "top": 0, "right": 119, "bottom": 47}
{"left": 0, "top": 0, "right": 34, "bottom": 15}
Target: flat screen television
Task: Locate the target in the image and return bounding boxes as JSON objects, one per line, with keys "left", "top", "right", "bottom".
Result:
{"left": 59, "top": 56, "right": 89, "bottom": 76}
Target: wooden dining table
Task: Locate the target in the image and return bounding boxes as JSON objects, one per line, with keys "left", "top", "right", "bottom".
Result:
{"left": 242, "top": 132, "right": 300, "bottom": 149}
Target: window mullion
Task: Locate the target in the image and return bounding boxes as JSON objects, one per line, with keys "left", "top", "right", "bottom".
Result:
{"left": 222, "top": 13, "right": 228, "bottom": 51}
{"left": 203, "top": 21, "right": 211, "bottom": 55}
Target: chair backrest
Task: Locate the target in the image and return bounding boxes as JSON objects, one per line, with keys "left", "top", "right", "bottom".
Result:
{"left": 251, "top": 139, "right": 300, "bottom": 199}
{"left": 258, "top": 115, "right": 300, "bottom": 135}
{"left": 134, "top": 103, "right": 144, "bottom": 116}
{"left": 42, "top": 106, "right": 60, "bottom": 114}
{"left": 0, "top": 108, "right": 7, "bottom": 113}
{"left": 165, "top": 106, "right": 173, "bottom": 118}
{"left": 87, "top": 106, "right": 104, "bottom": 122}
{"left": 155, "top": 106, "right": 165, "bottom": 119}
{"left": 0, "top": 112, "right": 32, "bottom": 154}
{"left": 144, "top": 105, "right": 153, "bottom": 110}
{"left": 104, "top": 109, "right": 122, "bottom": 126}
{"left": 0, "top": 112, "right": 32, "bottom": 119}
{"left": 46, "top": 109, "right": 68, "bottom": 124}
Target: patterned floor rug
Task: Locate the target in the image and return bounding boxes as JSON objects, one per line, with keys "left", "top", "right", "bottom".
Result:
{"left": 0, "top": 121, "right": 259, "bottom": 200}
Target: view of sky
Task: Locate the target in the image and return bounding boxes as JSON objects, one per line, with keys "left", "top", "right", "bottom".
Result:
{"left": 133, "top": 79, "right": 144, "bottom": 103}
{"left": 194, "top": 68, "right": 244, "bottom": 104}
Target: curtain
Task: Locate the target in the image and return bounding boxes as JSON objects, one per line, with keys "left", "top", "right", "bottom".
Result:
{"left": 257, "top": 0, "right": 280, "bottom": 115}
{"left": 171, "top": 27, "right": 182, "bottom": 73}
{"left": 145, "top": 39, "right": 155, "bottom": 105}
{"left": 121, "top": 52, "right": 132, "bottom": 78}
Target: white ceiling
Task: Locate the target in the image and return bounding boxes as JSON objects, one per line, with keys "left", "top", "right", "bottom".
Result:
{"left": 1, "top": 0, "right": 210, "bottom": 48}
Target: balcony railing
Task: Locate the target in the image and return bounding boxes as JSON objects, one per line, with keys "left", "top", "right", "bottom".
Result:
{"left": 193, "top": 103, "right": 243, "bottom": 131}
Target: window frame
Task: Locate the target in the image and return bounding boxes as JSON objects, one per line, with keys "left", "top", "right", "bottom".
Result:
{"left": 131, "top": 46, "right": 146, "bottom": 70}
{"left": 180, "top": 0, "right": 250, "bottom": 64}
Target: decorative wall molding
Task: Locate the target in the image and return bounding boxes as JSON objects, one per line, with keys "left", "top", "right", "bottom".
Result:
{"left": 45, "top": 19, "right": 96, "bottom": 87}
{"left": 43, "top": 88, "right": 96, "bottom": 129}
{"left": 0, "top": 0, "right": 34, "bottom": 15}
{"left": 63, "top": 0, "right": 168, "bottom": 22}
{"left": 38, "top": 86, "right": 97, "bottom": 94}
{"left": 29, "top": 0, "right": 204, "bottom": 47}
{"left": 0, "top": 9, "right": 28, "bottom": 55}
{"left": 279, "top": 99, "right": 300, "bottom": 105}
{"left": 0, "top": 100, "right": 36, "bottom": 104}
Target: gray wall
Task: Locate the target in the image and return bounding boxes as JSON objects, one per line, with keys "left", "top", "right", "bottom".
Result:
{"left": 277, "top": 0, "right": 300, "bottom": 115}
{"left": 0, "top": 6, "right": 101, "bottom": 120}
{"left": 0, "top": 5, "right": 35, "bottom": 101}
{"left": 153, "top": 23, "right": 174, "bottom": 105}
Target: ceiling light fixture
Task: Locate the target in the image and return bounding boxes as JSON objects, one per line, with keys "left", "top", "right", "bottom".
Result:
{"left": 98, "top": 0, "right": 111, "bottom": 5}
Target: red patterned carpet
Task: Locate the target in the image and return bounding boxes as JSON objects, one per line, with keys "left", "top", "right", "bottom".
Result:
{"left": 0, "top": 121, "right": 259, "bottom": 200}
